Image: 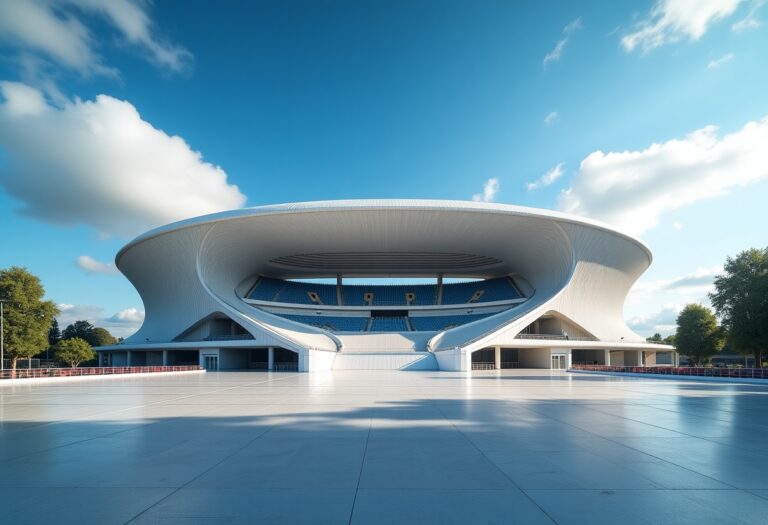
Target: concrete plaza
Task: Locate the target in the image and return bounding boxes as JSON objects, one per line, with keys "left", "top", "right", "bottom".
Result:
{"left": 1, "top": 370, "right": 767, "bottom": 524}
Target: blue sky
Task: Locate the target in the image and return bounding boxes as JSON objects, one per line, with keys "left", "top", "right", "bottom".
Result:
{"left": 0, "top": 0, "right": 767, "bottom": 337}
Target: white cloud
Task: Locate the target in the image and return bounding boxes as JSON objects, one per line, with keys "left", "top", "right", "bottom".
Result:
{"left": 76, "top": 255, "right": 119, "bottom": 275}
{"left": 629, "top": 266, "right": 722, "bottom": 300}
{"left": 627, "top": 303, "right": 683, "bottom": 336}
{"left": 0, "top": 81, "right": 48, "bottom": 116}
{"left": 622, "top": 0, "right": 741, "bottom": 53}
{"left": 707, "top": 52, "right": 735, "bottom": 68}
{"left": 544, "top": 111, "right": 559, "bottom": 125}
{"left": 0, "top": 82, "right": 247, "bottom": 237}
{"left": 57, "top": 303, "right": 143, "bottom": 338}
{"left": 107, "top": 308, "right": 144, "bottom": 324}
{"left": 732, "top": 0, "right": 766, "bottom": 31}
{"left": 0, "top": 0, "right": 191, "bottom": 76}
{"left": 472, "top": 178, "right": 500, "bottom": 203}
{"left": 672, "top": 221, "right": 684, "bottom": 230}
{"left": 543, "top": 17, "right": 582, "bottom": 67}
{"left": 527, "top": 162, "right": 564, "bottom": 191}
{"left": 559, "top": 116, "right": 768, "bottom": 235}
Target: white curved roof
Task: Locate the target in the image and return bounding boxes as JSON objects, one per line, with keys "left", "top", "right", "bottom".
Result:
{"left": 117, "top": 200, "right": 651, "bottom": 269}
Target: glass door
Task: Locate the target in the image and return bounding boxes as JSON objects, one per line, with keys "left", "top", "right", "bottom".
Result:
{"left": 551, "top": 354, "right": 566, "bottom": 369}
{"left": 203, "top": 355, "right": 218, "bottom": 371}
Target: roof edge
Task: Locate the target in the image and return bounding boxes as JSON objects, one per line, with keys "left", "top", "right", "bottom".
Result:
{"left": 116, "top": 199, "right": 653, "bottom": 266}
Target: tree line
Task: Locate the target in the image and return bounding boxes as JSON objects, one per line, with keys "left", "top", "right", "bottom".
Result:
{"left": 664, "top": 248, "right": 768, "bottom": 368}
{"left": 1, "top": 266, "right": 119, "bottom": 370}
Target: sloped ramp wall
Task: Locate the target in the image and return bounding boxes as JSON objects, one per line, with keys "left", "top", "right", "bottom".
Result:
{"left": 332, "top": 353, "right": 437, "bottom": 370}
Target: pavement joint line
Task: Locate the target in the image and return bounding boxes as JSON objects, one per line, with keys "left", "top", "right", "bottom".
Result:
{"left": 432, "top": 400, "right": 560, "bottom": 525}
{"left": 346, "top": 404, "right": 374, "bottom": 525}
{"left": 122, "top": 413, "right": 284, "bottom": 525}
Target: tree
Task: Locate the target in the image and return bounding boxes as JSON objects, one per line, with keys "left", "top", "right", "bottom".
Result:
{"left": 62, "top": 320, "right": 116, "bottom": 347}
{"left": 56, "top": 338, "right": 95, "bottom": 368}
{"left": 675, "top": 304, "right": 724, "bottom": 366}
{"left": 0, "top": 267, "right": 59, "bottom": 371}
{"left": 62, "top": 320, "right": 96, "bottom": 342}
{"left": 48, "top": 318, "right": 61, "bottom": 346}
{"left": 91, "top": 327, "right": 117, "bottom": 347}
{"left": 647, "top": 333, "right": 663, "bottom": 343}
{"left": 710, "top": 248, "right": 768, "bottom": 368}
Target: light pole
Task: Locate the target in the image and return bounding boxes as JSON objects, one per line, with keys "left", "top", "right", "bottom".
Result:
{"left": 1, "top": 299, "right": 6, "bottom": 371}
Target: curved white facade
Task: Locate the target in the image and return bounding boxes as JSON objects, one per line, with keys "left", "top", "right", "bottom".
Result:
{"left": 98, "top": 200, "right": 673, "bottom": 371}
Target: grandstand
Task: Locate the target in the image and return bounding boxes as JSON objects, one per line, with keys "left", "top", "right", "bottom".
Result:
{"left": 249, "top": 277, "right": 522, "bottom": 306}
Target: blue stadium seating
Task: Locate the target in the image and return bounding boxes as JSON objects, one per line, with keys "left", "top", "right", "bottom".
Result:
{"left": 269, "top": 310, "right": 500, "bottom": 332}
{"left": 369, "top": 317, "right": 409, "bottom": 332}
{"left": 251, "top": 278, "right": 338, "bottom": 305}
{"left": 251, "top": 277, "right": 522, "bottom": 306}
{"left": 440, "top": 278, "right": 520, "bottom": 304}
{"left": 410, "top": 312, "right": 496, "bottom": 331}
{"left": 281, "top": 314, "right": 368, "bottom": 332}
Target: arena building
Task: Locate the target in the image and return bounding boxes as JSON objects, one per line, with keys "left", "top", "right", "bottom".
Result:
{"left": 97, "top": 200, "right": 675, "bottom": 371}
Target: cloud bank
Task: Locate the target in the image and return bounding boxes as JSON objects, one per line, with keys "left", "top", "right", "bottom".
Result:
{"left": 0, "top": 82, "right": 247, "bottom": 237}
{"left": 559, "top": 116, "right": 768, "bottom": 235}
{"left": 57, "top": 303, "right": 144, "bottom": 338}
{"left": 0, "top": 0, "right": 191, "bottom": 76}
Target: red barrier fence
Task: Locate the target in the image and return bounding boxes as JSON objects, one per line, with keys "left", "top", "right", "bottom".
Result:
{"left": 570, "top": 365, "right": 768, "bottom": 380}
{"left": 0, "top": 365, "right": 203, "bottom": 381}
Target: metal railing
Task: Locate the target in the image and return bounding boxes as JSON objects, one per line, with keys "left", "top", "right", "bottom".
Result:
{"left": 0, "top": 365, "right": 202, "bottom": 380}
{"left": 515, "top": 334, "right": 599, "bottom": 341}
{"left": 471, "top": 362, "right": 496, "bottom": 370}
{"left": 248, "top": 362, "right": 299, "bottom": 371}
{"left": 570, "top": 365, "right": 768, "bottom": 380}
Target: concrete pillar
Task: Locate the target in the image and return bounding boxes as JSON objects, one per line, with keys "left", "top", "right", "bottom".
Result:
{"left": 268, "top": 347, "right": 274, "bottom": 371}
{"left": 494, "top": 346, "right": 501, "bottom": 370}
{"left": 127, "top": 351, "right": 132, "bottom": 367}
{"left": 162, "top": 350, "right": 168, "bottom": 366}
{"left": 604, "top": 349, "right": 611, "bottom": 366}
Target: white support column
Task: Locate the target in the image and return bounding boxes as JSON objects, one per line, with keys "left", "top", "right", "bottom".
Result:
{"left": 162, "top": 350, "right": 168, "bottom": 366}
{"left": 604, "top": 349, "right": 611, "bottom": 366}
{"left": 127, "top": 351, "right": 132, "bottom": 367}
{"left": 268, "top": 347, "right": 274, "bottom": 371}
{"left": 494, "top": 346, "right": 501, "bottom": 370}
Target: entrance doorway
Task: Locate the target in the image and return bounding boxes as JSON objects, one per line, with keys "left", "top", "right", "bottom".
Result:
{"left": 203, "top": 354, "right": 219, "bottom": 371}
{"left": 551, "top": 354, "right": 567, "bottom": 370}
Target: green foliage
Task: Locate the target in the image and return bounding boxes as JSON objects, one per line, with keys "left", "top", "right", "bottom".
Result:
{"left": 56, "top": 337, "right": 95, "bottom": 368}
{"left": 91, "top": 327, "right": 117, "bottom": 346}
{"left": 647, "top": 333, "right": 663, "bottom": 343}
{"left": 62, "top": 320, "right": 96, "bottom": 341}
{"left": 0, "top": 267, "right": 59, "bottom": 369}
{"left": 48, "top": 318, "right": 61, "bottom": 346}
{"left": 62, "top": 321, "right": 116, "bottom": 347}
{"left": 710, "top": 247, "right": 768, "bottom": 368}
{"left": 663, "top": 334, "right": 675, "bottom": 346}
{"left": 675, "top": 304, "right": 724, "bottom": 366}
